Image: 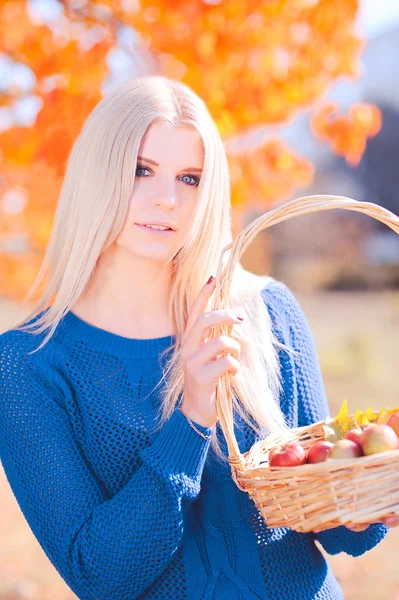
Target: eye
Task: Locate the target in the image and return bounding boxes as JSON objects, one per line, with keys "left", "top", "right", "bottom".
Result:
{"left": 135, "top": 165, "right": 151, "bottom": 177}
{"left": 135, "top": 164, "right": 200, "bottom": 187}
{"left": 179, "top": 174, "right": 200, "bottom": 187}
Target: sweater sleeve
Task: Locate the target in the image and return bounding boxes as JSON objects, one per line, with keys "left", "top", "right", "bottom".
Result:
{"left": 0, "top": 335, "right": 214, "bottom": 600}
{"left": 273, "top": 281, "right": 390, "bottom": 557}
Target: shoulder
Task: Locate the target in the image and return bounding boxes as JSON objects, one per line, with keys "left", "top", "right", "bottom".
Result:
{"left": 261, "top": 278, "right": 309, "bottom": 323}
{"left": 260, "top": 277, "right": 303, "bottom": 329}
{"left": 260, "top": 277, "right": 298, "bottom": 311}
{"left": 260, "top": 278, "right": 315, "bottom": 357}
{"left": 0, "top": 310, "right": 49, "bottom": 358}
{"left": 0, "top": 312, "right": 66, "bottom": 411}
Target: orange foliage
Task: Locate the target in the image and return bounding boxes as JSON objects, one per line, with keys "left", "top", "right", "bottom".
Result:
{"left": 0, "top": 0, "right": 381, "bottom": 301}
{"left": 228, "top": 137, "right": 314, "bottom": 207}
{"left": 311, "top": 101, "right": 382, "bottom": 166}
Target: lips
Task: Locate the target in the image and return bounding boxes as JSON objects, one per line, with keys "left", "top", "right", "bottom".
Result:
{"left": 135, "top": 224, "right": 175, "bottom": 235}
{"left": 136, "top": 223, "right": 175, "bottom": 230}
{"left": 142, "top": 225, "right": 171, "bottom": 231}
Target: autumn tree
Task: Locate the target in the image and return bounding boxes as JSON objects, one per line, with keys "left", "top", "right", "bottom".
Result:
{"left": 0, "top": 0, "right": 381, "bottom": 302}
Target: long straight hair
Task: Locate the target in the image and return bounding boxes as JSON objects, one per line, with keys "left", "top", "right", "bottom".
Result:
{"left": 9, "top": 75, "right": 292, "bottom": 461}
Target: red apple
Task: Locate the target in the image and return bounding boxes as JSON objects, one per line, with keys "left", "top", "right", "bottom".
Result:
{"left": 268, "top": 446, "right": 281, "bottom": 463}
{"left": 329, "top": 439, "right": 363, "bottom": 459}
{"left": 269, "top": 442, "right": 307, "bottom": 467}
{"left": 345, "top": 428, "right": 364, "bottom": 448}
{"left": 307, "top": 441, "right": 334, "bottom": 464}
{"left": 387, "top": 412, "right": 399, "bottom": 438}
{"left": 362, "top": 424, "right": 399, "bottom": 455}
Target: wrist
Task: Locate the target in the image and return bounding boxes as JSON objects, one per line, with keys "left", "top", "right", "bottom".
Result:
{"left": 179, "top": 406, "right": 218, "bottom": 430}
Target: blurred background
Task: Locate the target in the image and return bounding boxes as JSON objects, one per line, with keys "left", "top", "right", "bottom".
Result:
{"left": 1, "top": 0, "right": 398, "bottom": 598}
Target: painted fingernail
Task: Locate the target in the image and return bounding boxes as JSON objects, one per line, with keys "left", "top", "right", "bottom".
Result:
{"left": 236, "top": 314, "right": 244, "bottom": 321}
{"left": 207, "top": 275, "right": 215, "bottom": 284}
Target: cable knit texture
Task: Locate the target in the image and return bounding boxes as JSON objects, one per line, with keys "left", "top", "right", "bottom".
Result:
{"left": 0, "top": 279, "right": 389, "bottom": 600}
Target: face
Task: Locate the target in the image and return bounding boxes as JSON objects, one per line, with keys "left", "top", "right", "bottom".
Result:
{"left": 115, "top": 121, "right": 204, "bottom": 264}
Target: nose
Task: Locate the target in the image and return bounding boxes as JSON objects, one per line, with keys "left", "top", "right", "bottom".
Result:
{"left": 152, "top": 180, "right": 179, "bottom": 210}
{"left": 153, "top": 194, "right": 179, "bottom": 210}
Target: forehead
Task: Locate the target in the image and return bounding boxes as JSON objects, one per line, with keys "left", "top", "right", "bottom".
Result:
{"left": 139, "top": 122, "right": 204, "bottom": 167}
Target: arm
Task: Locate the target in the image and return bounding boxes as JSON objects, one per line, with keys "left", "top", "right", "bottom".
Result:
{"left": 267, "top": 281, "right": 390, "bottom": 557}
{"left": 0, "top": 336, "right": 213, "bottom": 599}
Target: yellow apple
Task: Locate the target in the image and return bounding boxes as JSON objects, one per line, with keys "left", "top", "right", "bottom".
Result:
{"left": 362, "top": 424, "right": 399, "bottom": 455}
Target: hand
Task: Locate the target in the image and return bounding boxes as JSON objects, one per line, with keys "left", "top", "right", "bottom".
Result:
{"left": 313, "top": 515, "right": 399, "bottom": 534}
{"left": 345, "top": 516, "right": 399, "bottom": 531}
{"left": 180, "top": 276, "right": 244, "bottom": 429}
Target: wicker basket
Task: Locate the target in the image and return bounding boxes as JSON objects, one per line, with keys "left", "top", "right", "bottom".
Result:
{"left": 210, "top": 194, "right": 399, "bottom": 534}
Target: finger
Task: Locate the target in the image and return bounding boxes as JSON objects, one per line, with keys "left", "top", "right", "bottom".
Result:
{"left": 347, "top": 524, "right": 370, "bottom": 532}
{"left": 196, "top": 335, "right": 241, "bottom": 364}
{"left": 199, "top": 311, "right": 243, "bottom": 346}
{"left": 203, "top": 354, "right": 240, "bottom": 380}
{"left": 312, "top": 526, "right": 327, "bottom": 533}
{"left": 183, "top": 276, "right": 216, "bottom": 343}
{"left": 184, "top": 310, "right": 243, "bottom": 360}
{"left": 381, "top": 516, "right": 399, "bottom": 527}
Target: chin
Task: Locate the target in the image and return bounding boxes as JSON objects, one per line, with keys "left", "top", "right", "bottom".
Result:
{"left": 126, "top": 244, "right": 176, "bottom": 261}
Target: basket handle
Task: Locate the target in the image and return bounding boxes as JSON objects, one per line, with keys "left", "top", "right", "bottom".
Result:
{"left": 209, "top": 194, "right": 399, "bottom": 475}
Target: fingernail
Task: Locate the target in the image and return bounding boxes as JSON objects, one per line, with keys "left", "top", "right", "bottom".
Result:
{"left": 207, "top": 275, "right": 215, "bottom": 284}
{"left": 236, "top": 314, "right": 244, "bottom": 321}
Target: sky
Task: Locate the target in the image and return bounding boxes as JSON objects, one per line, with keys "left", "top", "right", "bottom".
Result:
{"left": 357, "top": 0, "right": 399, "bottom": 38}
{"left": 21, "top": 0, "right": 399, "bottom": 39}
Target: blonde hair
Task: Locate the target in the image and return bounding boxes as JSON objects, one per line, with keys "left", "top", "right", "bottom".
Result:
{"left": 9, "top": 75, "right": 292, "bottom": 461}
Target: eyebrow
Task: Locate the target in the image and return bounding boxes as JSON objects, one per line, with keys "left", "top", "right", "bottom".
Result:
{"left": 137, "top": 155, "right": 203, "bottom": 173}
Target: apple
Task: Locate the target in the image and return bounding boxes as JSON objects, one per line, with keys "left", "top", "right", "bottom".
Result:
{"left": 345, "top": 428, "right": 364, "bottom": 448}
{"left": 362, "top": 424, "right": 399, "bottom": 455}
{"left": 329, "top": 439, "right": 363, "bottom": 459}
{"left": 269, "top": 442, "right": 307, "bottom": 467}
{"left": 307, "top": 441, "right": 334, "bottom": 464}
{"left": 387, "top": 412, "right": 399, "bottom": 438}
{"left": 268, "top": 446, "right": 281, "bottom": 463}
{"left": 358, "top": 423, "right": 377, "bottom": 443}
{"left": 360, "top": 423, "right": 376, "bottom": 431}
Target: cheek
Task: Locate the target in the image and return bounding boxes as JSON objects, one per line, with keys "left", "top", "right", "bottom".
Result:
{"left": 125, "top": 198, "right": 140, "bottom": 224}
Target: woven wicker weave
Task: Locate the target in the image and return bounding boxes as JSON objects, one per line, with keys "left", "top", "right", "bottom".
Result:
{"left": 210, "top": 194, "right": 399, "bottom": 533}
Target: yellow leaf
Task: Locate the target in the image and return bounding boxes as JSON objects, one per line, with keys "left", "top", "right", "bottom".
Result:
{"left": 377, "top": 406, "right": 399, "bottom": 424}
{"left": 336, "top": 398, "right": 349, "bottom": 424}
{"left": 329, "top": 398, "right": 355, "bottom": 440}
{"left": 354, "top": 408, "right": 363, "bottom": 424}
{"left": 364, "top": 406, "right": 374, "bottom": 421}
{"left": 358, "top": 415, "right": 369, "bottom": 426}
{"left": 377, "top": 409, "right": 390, "bottom": 425}
{"left": 335, "top": 398, "right": 353, "bottom": 433}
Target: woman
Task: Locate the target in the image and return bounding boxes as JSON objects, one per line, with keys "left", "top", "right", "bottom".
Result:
{"left": 0, "top": 75, "right": 397, "bottom": 600}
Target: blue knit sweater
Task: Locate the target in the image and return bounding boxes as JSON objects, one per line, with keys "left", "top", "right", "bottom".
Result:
{"left": 0, "top": 280, "right": 389, "bottom": 600}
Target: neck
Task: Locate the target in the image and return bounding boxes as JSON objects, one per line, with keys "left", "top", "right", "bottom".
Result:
{"left": 71, "top": 249, "right": 175, "bottom": 338}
